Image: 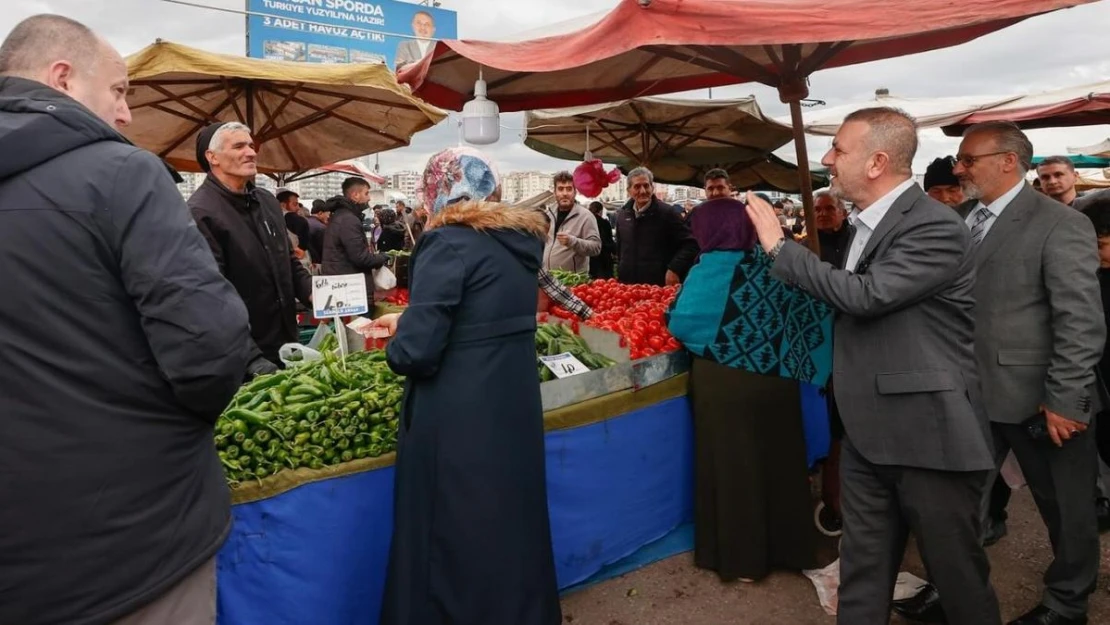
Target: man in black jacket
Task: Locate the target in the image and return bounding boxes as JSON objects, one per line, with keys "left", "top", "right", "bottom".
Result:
{"left": 278, "top": 187, "right": 311, "bottom": 254}
{"left": 588, "top": 200, "right": 615, "bottom": 279}
{"left": 322, "top": 176, "right": 392, "bottom": 299}
{"left": 0, "top": 15, "right": 252, "bottom": 625}
{"left": 189, "top": 121, "right": 314, "bottom": 371}
{"left": 813, "top": 191, "right": 853, "bottom": 267}
{"left": 306, "top": 198, "right": 330, "bottom": 264}
{"left": 615, "top": 167, "right": 699, "bottom": 285}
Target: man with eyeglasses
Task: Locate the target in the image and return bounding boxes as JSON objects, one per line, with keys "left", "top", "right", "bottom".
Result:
{"left": 900, "top": 122, "right": 1104, "bottom": 625}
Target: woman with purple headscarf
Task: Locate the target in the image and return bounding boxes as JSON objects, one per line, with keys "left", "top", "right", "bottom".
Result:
{"left": 373, "top": 147, "right": 561, "bottom": 625}
{"left": 667, "top": 196, "right": 834, "bottom": 584}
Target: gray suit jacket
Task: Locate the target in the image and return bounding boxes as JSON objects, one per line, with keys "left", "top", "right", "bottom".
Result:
{"left": 773, "top": 184, "right": 993, "bottom": 471}
{"left": 958, "top": 185, "right": 1105, "bottom": 424}
{"left": 394, "top": 40, "right": 427, "bottom": 69}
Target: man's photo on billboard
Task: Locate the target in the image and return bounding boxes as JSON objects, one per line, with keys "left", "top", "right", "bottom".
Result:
{"left": 394, "top": 11, "right": 436, "bottom": 71}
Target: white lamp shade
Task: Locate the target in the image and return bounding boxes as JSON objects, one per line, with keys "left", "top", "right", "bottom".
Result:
{"left": 463, "top": 114, "right": 500, "bottom": 145}
{"left": 462, "top": 78, "right": 500, "bottom": 145}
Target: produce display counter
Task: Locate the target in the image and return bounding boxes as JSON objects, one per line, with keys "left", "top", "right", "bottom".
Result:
{"left": 216, "top": 367, "right": 696, "bottom": 625}
{"left": 217, "top": 292, "right": 830, "bottom": 625}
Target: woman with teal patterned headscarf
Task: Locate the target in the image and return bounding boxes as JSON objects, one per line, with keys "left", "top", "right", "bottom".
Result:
{"left": 666, "top": 196, "right": 834, "bottom": 584}
{"left": 375, "top": 147, "right": 562, "bottom": 625}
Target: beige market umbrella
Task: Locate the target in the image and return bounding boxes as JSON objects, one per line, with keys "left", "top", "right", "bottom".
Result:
{"left": 125, "top": 40, "right": 446, "bottom": 175}
{"left": 1070, "top": 138, "right": 1110, "bottom": 158}
{"left": 525, "top": 95, "right": 826, "bottom": 191}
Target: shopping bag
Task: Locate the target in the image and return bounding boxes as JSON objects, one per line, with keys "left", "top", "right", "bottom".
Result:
{"left": 279, "top": 343, "right": 323, "bottom": 367}
{"left": 374, "top": 266, "right": 397, "bottom": 291}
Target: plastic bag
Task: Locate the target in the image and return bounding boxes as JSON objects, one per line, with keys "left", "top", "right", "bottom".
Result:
{"left": 374, "top": 266, "right": 397, "bottom": 291}
{"left": 279, "top": 343, "right": 323, "bottom": 367}
{"left": 1000, "top": 450, "right": 1026, "bottom": 489}
{"left": 802, "top": 558, "right": 928, "bottom": 616}
{"left": 803, "top": 559, "right": 840, "bottom": 616}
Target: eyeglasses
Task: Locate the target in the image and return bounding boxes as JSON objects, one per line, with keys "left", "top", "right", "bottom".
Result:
{"left": 954, "top": 151, "right": 1011, "bottom": 167}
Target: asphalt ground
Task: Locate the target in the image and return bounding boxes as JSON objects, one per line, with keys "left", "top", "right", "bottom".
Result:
{"left": 560, "top": 487, "right": 1110, "bottom": 624}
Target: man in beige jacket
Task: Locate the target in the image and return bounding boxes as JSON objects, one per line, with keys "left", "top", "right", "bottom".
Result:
{"left": 543, "top": 171, "right": 601, "bottom": 273}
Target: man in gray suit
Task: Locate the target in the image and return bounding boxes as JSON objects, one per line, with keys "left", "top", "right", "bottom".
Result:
{"left": 745, "top": 107, "right": 1000, "bottom": 625}
{"left": 394, "top": 11, "right": 436, "bottom": 72}
{"left": 903, "top": 122, "right": 1104, "bottom": 625}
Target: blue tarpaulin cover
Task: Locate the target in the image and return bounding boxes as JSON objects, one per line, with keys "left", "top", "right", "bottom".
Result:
{"left": 218, "top": 397, "right": 697, "bottom": 625}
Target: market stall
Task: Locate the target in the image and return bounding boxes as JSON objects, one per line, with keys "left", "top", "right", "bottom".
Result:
{"left": 398, "top": 0, "right": 1097, "bottom": 250}
{"left": 212, "top": 280, "right": 830, "bottom": 625}
{"left": 523, "top": 95, "right": 829, "bottom": 192}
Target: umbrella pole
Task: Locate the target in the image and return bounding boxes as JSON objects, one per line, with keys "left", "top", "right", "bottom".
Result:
{"left": 788, "top": 98, "right": 820, "bottom": 255}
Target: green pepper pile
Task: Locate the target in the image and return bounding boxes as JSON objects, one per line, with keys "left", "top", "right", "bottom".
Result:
{"left": 536, "top": 322, "right": 617, "bottom": 382}
{"left": 549, "top": 269, "right": 590, "bottom": 287}
{"left": 215, "top": 350, "right": 403, "bottom": 485}
{"left": 316, "top": 332, "right": 339, "bottom": 353}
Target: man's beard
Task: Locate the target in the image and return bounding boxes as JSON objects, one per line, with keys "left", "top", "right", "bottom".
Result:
{"left": 960, "top": 180, "right": 983, "bottom": 200}
{"left": 828, "top": 180, "right": 856, "bottom": 205}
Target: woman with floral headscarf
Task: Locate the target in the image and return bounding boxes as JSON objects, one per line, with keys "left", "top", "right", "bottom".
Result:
{"left": 373, "top": 147, "right": 561, "bottom": 625}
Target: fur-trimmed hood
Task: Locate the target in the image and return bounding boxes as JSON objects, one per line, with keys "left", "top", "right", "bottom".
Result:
{"left": 426, "top": 200, "right": 547, "bottom": 239}
{"left": 426, "top": 200, "right": 546, "bottom": 275}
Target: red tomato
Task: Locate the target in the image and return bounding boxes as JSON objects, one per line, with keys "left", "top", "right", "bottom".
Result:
{"left": 648, "top": 336, "right": 665, "bottom": 350}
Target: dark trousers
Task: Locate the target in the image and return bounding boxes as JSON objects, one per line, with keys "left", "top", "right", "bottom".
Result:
{"left": 838, "top": 438, "right": 1000, "bottom": 625}
{"left": 988, "top": 474, "right": 1012, "bottom": 522}
{"left": 981, "top": 422, "right": 1100, "bottom": 618}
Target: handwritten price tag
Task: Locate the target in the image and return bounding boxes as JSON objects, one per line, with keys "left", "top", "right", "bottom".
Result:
{"left": 538, "top": 352, "right": 590, "bottom": 379}
{"left": 312, "top": 274, "right": 369, "bottom": 318}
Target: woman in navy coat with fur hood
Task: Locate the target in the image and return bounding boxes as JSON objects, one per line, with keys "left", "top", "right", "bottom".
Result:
{"left": 374, "top": 148, "right": 561, "bottom": 625}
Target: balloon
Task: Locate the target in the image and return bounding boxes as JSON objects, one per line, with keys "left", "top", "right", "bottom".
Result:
{"left": 573, "top": 159, "right": 622, "bottom": 198}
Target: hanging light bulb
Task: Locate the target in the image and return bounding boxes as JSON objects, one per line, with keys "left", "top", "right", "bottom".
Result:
{"left": 583, "top": 124, "right": 594, "bottom": 161}
{"left": 462, "top": 67, "right": 500, "bottom": 145}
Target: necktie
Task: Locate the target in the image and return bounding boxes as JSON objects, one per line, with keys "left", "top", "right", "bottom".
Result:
{"left": 969, "top": 205, "right": 992, "bottom": 246}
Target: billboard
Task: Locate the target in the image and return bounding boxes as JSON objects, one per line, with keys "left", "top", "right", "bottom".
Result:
{"left": 247, "top": 0, "right": 457, "bottom": 70}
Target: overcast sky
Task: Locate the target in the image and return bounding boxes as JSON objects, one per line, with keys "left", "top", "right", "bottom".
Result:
{"left": 4, "top": 0, "right": 1109, "bottom": 178}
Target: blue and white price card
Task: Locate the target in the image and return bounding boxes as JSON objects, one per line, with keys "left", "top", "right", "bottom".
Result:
{"left": 312, "top": 274, "right": 369, "bottom": 318}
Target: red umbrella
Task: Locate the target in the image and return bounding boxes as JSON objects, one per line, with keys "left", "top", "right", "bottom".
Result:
{"left": 942, "top": 78, "right": 1110, "bottom": 135}
{"left": 400, "top": 0, "right": 1098, "bottom": 250}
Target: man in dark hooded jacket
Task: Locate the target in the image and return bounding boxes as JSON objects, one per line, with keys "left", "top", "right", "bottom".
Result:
{"left": 322, "top": 176, "right": 392, "bottom": 299}
{"left": 0, "top": 15, "right": 252, "bottom": 625}
{"left": 188, "top": 121, "right": 313, "bottom": 371}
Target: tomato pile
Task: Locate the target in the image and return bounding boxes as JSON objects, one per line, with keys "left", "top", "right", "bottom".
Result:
{"left": 382, "top": 288, "right": 409, "bottom": 306}
{"left": 550, "top": 279, "right": 681, "bottom": 359}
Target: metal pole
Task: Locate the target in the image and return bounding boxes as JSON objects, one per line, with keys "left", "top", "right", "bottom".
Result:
{"left": 246, "top": 83, "right": 255, "bottom": 129}
{"left": 788, "top": 98, "right": 820, "bottom": 255}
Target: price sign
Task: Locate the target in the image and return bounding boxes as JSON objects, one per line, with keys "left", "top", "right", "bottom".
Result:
{"left": 312, "top": 274, "right": 369, "bottom": 318}
{"left": 539, "top": 352, "right": 590, "bottom": 379}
